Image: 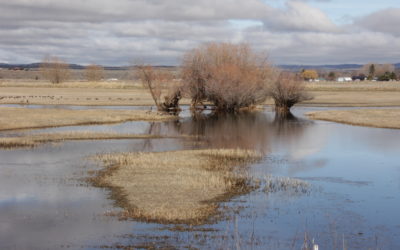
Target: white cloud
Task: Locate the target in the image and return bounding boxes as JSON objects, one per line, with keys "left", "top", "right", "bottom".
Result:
{"left": 263, "top": 1, "right": 339, "bottom": 33}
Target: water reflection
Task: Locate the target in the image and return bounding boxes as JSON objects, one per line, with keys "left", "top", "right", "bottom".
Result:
{"left": 155, "top": 111, "right": 316, "bottom": 158}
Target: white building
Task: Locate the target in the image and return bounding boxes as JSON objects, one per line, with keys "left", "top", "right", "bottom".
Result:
{"left": 337, "top": 77, "right": 352, "bottom": 82}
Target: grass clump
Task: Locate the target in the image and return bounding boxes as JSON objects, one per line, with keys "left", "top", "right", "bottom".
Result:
{"left": 263, "top": 175, "right": 311, "bottom": 195}
{"left": 90, "top": 149, "right": 262, "bottom": 225}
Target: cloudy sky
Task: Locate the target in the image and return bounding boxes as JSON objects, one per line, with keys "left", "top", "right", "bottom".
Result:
{"left": 0, "top": 0, "right": 399, "bottom": 65}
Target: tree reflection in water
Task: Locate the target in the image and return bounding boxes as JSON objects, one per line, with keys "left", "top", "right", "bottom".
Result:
{"left": 140, "top": 110, "right": 314, "bottom": 156}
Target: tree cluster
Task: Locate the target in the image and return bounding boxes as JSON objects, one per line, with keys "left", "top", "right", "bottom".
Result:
{"left": 361, "top": 63, "right": 396, "bottom": 80}
{"left": 138, "top": 42, "right": 312, "bottom": 115}
{"left": 301, "top": 70, "right": 318, "bottom": 81}
{"left": 181, "top": 43, "right": 277, "bottom": 112}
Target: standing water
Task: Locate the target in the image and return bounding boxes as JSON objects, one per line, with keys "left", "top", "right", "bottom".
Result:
{"left": 0, "top": 106, "right": 399, "bottom": 249}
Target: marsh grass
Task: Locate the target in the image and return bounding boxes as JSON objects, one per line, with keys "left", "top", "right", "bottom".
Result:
{"left": 307, "top": 109, "right": 400, "bottom": 129}
{"left": 0, "top": 107, "right": 176, "bottom": 131}
{"left": 263, "top": 175, "right": 311, "bottom": 195}
{"left": 90, "top": 149, "right": 262, "bottom": 225}
{"left": 0, "top": 131, "right": 187, "bottom": 149}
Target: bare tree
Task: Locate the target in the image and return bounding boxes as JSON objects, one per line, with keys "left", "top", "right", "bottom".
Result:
{"left": 85, "top": 64, "right": 104, "bottom": 82}
{"left": 136, "top": 65, "right": 181, "bottom": 112}
{"left": 182, "top": 42, "right": 276, "bottom": 112}
{"left": 40, "top": 56, "right": 70, "bottom": 84}
{"left": 270, "top": 72, "right": 313, "bottom": 115}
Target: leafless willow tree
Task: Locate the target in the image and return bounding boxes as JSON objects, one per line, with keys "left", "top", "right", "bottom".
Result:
{"left": 182, "top": 42, "right": 277, "bottom": 112}
{"left": 40, "top": 56, "right": 70, "bottom": 84}
{"left": 85, "top": 64, "right": 104, "bottom": 82}
{"left": 269, "top": 72, "right": 313, "bottom": 115}
{"left": 136, "top": 65, "right": 181, "bottom": 112}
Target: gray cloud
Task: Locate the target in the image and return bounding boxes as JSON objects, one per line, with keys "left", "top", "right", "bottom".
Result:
{"left": 355, "top": 8, "right": 400, "bottom": 36}
{"left": 0, "top": 0, "right": 399, "bottom": 65}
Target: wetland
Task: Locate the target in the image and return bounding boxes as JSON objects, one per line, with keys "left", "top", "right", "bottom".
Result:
{"left": 1, "top": 105, "right": 399, "bottom": 249}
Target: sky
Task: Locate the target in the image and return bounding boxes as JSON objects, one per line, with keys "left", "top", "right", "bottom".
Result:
{"left": 0, "top": 0, "right": 399, "bottom": 66}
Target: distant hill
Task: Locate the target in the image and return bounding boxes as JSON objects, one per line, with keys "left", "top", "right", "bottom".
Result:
{"left": 0, "top": 63, "right": 175, "bottom": 70}
{"left": 1, "top": 62, "right": 399, "bottom": 71}
{"left": 278, "top": 64, "right": 364, "bottom": 71}
{"left": 0, "top": 63, "right": 129, "bottom": 70}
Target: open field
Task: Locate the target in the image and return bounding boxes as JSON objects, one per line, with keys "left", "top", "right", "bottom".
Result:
{"left": 0, "top": 85, "right": 192, "bottom": 106}
{"left": 1, "top": 80, "right": 400, "bottom": 107}
{"left": 0, "top": 80, "right": 141, "bottom": 89}
{"left": 91, "top": 149, "right": 261, "bottom": 224}
{"left": 307, "top": 109, "right": 400, "bottom": 129}
{"left": 305, "top": 81, "right": 400, "bottom": 92}
{"left": 301, "top": 91, "right": 400, "bottom": 107}
{"left": 0, "top": 107, "right": 175, "bottom": 131}
{"left": 0, "top": 131, "right": 188, "bottom": 149}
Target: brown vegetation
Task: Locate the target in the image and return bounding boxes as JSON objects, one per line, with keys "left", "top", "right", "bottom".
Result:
{"left": 136, "top": 65, "right": 181, "bottom": 112}
{"left": 0, "top": 107, "right": 175, "bottom": 131}
{"left": 307, "top": 109, "right": 400, "bottom": 129}
{"left": 182, "top": 42, "right": 276, "bottom": 112}
{"left": 0, "top": 132, "right": 186, "bottom": 149}
{"left": 270, "top": 72, "right": 313, "bottom": 114}
{"left": 40, "top": 56, "right": 70, "bottom": 84}
{"left": 85, "top": 64, "right": 104, "bottom": 82}
{"left": 91, "top": 149, "right": 261, "bottom": 224}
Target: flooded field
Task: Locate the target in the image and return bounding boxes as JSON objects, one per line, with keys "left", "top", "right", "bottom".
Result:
{"left": 1, "top": 106, "right": 399, "bottom": 249}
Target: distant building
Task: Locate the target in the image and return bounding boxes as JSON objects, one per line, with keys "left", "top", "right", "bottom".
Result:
{"left": 337, "top": 77, "right": 352, "bottom": 82}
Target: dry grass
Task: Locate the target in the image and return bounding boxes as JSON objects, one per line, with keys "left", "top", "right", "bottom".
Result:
{"left": 305, "top": 81, "right": 400, "bottom": 92}
{"left": 302, "top": 91, "right": 400, "bottom": 107}
{"left": 302, "top": 81, "right": 400, "bottom": 107}
{"left": 0, "top": 85, "right": 191, "bottom": 106}
{"left": 0, "top": 107, "right": 176, "bottom": 131}
{"left": 1, "top": 80, "right": 399, "bottom": 107}
{"left": 0, "top": 80, "right": 142, "bottom": 89}
{"left": 307, "top": 109, "right": 400, "bottom": 129}
{"left": 0, "top": 131, "right": 183, "bottom": 149}
{"left": 90, "top": 149, "right": 261, "bottom": 224}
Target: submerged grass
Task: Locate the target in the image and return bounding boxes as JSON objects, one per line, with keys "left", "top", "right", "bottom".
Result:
{"left": 90, "top": 149, "right": 262, "bottom": 225}
{"left": 0, "top": 107, "right": 175, "bottom": 131}
{"left": 307, "top": 109, "right": 400, "bottom": 129}
{"left": 263, "top": 175, "right": 311, "bottom": 195}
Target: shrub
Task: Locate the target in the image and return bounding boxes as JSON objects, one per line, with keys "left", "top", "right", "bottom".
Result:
{"left": 270, "top": 72, "right": 313, "bottom": 114}
{"left": 182, "top": 43, "right": 276, "bottom": 112}
{"left": 85, "top": 64, "right": 104, "bottom": 82}
{"left": 40, "top": 56, "right": 70, "bottom": 84}
{"left": 136, "top": 65, "right": 181, "bottom": 112}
